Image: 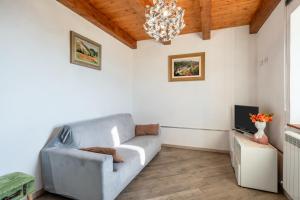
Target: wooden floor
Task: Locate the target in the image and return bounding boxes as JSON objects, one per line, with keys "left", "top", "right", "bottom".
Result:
{"left": 38, "top": 147, "right": 287, "bottom": 200}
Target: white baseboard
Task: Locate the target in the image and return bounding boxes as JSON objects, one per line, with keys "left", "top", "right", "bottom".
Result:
{"left": 160, "top": 127, "right": 230, "bottom": 152}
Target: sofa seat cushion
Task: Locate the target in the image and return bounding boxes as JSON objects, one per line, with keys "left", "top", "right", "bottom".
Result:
{"left": 114, "top": 136, "right": 161, "bottom": 171}
{"left": 112, "top": 136, "right": 161, "bottom": 187}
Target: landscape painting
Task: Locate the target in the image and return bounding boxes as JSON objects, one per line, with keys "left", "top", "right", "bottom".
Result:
{"left": 168, "top": 53, "right": 205, "bottom": 82}
{"left": 70, "top": 31, "right": 101, "bottom": 70}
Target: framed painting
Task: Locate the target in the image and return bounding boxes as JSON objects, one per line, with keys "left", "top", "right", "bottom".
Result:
{"left": 70, "top": 31, "right": 101, "bottom": 70}
{"left": 168, "top": 52, "right": 205, "bottom": 82}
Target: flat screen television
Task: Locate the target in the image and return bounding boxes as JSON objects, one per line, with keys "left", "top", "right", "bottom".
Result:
{"left": 235, "top": 105, "right": 259, "bottom": 134}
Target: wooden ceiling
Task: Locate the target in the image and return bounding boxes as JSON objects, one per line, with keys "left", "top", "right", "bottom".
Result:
{"left": 57, "top": 0, "right": 281, "bottom": 49}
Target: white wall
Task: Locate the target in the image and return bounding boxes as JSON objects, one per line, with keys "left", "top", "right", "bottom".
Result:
{"left": 290, "top": 6, "right": 300, "bottom": 124}
{"left": 0, "top": 0, "right": 133, "bottom": 190}
{"left": 133, "top": 26, "right": 257, "bottom": 151}
{"left": 256, "top": 0, "right": 286, "bottom": 151}
{"left": 161, "top": 128, "right": 230, "bottom": 151}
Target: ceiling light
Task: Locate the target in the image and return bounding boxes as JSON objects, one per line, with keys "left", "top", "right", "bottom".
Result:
{"left": 144, "top": 0, "right": 185, "bottom": 42}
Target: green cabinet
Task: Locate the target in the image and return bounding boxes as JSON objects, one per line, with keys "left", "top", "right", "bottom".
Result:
{"left": 0, "top": 172, "right": 35, "bottom": 200}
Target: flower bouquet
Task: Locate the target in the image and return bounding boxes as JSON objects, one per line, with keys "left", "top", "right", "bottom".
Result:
{"left": 249, "top": 113, "right": 273, "bottom": 145}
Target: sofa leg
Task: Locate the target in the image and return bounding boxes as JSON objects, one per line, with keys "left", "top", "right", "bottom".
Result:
{"left": 27, "top": 194, "right": 33, "bottom": 200}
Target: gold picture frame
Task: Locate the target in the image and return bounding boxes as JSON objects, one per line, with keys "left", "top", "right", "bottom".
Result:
{"left": 168, "top": 52, "right": 205, "bottom": 82}
{"left": 70, "top": 31, "right": 102, "bottom": 70}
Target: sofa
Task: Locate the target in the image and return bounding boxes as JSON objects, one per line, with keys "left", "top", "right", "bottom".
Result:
{"left": 41, "top": 113, "right": 161, "bottom": 200}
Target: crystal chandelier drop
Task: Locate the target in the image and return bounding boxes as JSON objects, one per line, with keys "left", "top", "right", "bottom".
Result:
{"left": 144, "top": 0, "right": 185, "bottom": 42}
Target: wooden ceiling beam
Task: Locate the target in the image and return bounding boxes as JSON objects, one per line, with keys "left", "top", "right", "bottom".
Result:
{"left": 57, "top": 0, "right": 137, "bottom": 49}
{"left": 250, "top": 0, "right": 281, "bottom": 34}
{"left": 199, "top": 0, "right": 212, "bottom": 40}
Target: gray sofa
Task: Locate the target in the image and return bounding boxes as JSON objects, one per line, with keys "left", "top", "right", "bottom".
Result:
{"left": 41, "top": 113, "right": 161, "bottom": 200}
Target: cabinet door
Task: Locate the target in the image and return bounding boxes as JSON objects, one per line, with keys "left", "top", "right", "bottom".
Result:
{"left": 233, "top": 138, "right": 242, "bottom": 185}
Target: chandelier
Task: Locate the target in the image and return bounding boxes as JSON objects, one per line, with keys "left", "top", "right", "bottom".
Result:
{"left": 144, "top": 0, "right": 185, "bottom": 42}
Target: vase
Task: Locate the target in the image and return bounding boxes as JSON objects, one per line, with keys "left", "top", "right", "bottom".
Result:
{"left": 254, "top": 121, "right": 266, "bottom": 139}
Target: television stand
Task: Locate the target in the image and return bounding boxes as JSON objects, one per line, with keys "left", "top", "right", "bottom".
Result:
{"left": 229, "top": 130, "right": 278, "bottom": 193}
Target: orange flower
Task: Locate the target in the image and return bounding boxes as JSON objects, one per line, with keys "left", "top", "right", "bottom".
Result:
{"left": 249, "top": 113, "right": 274, "bottom": 123}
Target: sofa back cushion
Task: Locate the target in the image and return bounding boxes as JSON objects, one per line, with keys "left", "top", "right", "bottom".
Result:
{"left": 69, "top": 114, "right": 135, "bottom": 148}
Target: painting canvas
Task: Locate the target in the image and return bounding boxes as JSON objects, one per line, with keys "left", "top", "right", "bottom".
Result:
{"left": 70, "top": 31, "right": 101, "bottom": 70}
{"left": 168, "top": 53, "right": 205, "bottom": 82}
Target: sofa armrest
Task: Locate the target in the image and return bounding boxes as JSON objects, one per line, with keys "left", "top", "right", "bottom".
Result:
{"left": 41, "top": 148, "right": 113, "bottom": 200}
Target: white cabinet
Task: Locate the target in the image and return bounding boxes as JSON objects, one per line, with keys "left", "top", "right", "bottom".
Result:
{"left": 229, "top": 130, "right": 278, "bottom": 193}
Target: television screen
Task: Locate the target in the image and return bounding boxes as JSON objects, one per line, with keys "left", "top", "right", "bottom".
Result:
{"left": 235, "top": 105, "right": 259, "bottom": 134}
